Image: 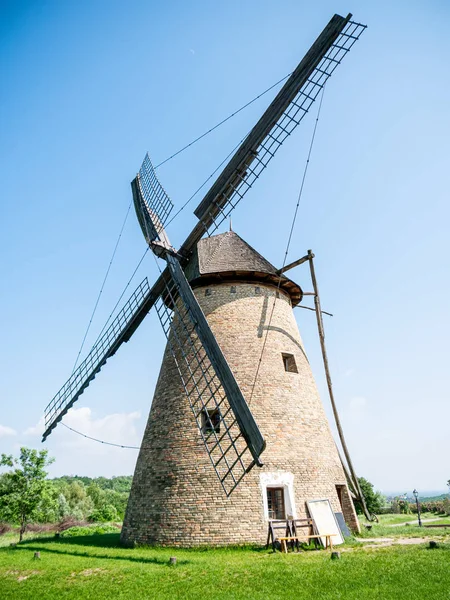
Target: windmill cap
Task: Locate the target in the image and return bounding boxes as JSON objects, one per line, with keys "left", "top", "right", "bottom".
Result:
{"left": 185, "top": 231, "right": 303, "bottom": 306}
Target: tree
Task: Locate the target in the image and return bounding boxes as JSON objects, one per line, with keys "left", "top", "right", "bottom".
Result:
{"left": 0, "top": 447, "right": 54, "bottom": 541}
{"left": 354, "top": 477, "right": 385, "bottom": 515}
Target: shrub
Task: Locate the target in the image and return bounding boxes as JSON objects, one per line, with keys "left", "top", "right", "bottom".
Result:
{"left": 413, "top": 501, "right": 445, "bottom": 514}
{"left": 443, "top": 497, "right": 450, "bottom": 516}
{"left": 354, "top": 478, "right": 385, "bottom": 515}
{"left": 57, "top": 516, "right": 89, "bottom": 532}
{"left": 0, "top": 522, "right": 11, "bottom": 536}
{"left": 88, "top": 505, "right": 118, "bottom": 523}
{"left": 60, "top": 524, "right": 118, "bottom": 538}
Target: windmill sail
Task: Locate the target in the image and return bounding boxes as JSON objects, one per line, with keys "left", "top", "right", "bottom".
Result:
{"left": 187, "top": 14, "right": 366, "bottom": 242}
{"left": 156, "top": 256, "right": 265, "bottom": 495}
{"left": 134, "top": 154, "right": 174, "bottom": 245}
{"left": 42, "top": 278, "right": 152, "bottom": 441}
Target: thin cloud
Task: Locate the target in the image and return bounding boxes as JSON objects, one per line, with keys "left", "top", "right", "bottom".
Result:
{"left": 0, "top": 424, "right": 17, "bottom": 438}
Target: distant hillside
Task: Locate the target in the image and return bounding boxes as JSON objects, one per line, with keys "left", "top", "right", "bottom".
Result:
{"left": 385, "top": 491, "right": 448, "bottom": 502}
{"left": 418, "top": 493, "right": 448, "bottom": 502}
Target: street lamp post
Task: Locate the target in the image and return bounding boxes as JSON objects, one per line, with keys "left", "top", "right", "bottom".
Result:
{"left": 413, "top": 489, "right": 422, "bottom": 527}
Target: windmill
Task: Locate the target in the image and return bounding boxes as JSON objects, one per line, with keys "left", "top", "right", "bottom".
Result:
{"left": 43, "top": 13, "right": 368, "bottom": 546}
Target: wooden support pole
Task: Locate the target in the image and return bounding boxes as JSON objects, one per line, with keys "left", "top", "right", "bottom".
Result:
{"left": 296, "top": 305, "right": 333, "bottom": 317}
{"left": 307, "top": 250, "right": 371, "bottom": 522}
{"left": 276, "top": 254, "right": 311, "bottom": 275}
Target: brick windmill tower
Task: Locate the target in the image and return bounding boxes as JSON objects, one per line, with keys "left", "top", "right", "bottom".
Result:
{"left": 42, "top": 14, "right": 367, "bottom": 546}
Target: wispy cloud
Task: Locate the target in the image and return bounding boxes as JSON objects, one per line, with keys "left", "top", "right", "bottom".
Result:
{"left": 61, "top": 407, "right": 141, "bottom": 448}
{"left": 0, "top": 424, "right": 17, "bottom": 438}
{"left": 24, "top": 417, "right": 45, "bottom": 437}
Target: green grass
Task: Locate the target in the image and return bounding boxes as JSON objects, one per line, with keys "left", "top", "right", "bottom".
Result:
{"left": 356, "top": 513, "right": 450, "bottom": 538}
{"left": 1, "top": 533, "right": 450, "bottom": 599}
{"left": 359, "top": 512, "right": 448, "bottom": 526}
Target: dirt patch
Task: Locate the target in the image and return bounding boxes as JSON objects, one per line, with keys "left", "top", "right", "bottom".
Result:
{"left": 359, "top": 537, "right": 443, "bottom": 549}
{"left": 3, "top": 569, "right": 40, "bottom": 582}
{"left": 71, "top": 568, "right": 108, "bottom": 577}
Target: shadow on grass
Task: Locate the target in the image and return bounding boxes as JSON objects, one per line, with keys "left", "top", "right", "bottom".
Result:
{"left": 15, "top": 534, "right": 190, "bottom": 566}
{"left": 21, "top": 533, "right": 121, "bottom": 549}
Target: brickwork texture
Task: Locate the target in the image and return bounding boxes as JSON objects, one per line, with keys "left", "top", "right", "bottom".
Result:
{"left": 121, "top": 274, "right": 360, "bottom": 546}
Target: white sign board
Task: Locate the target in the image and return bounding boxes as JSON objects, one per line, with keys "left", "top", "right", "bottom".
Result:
{"left": 306, "top": 499, "right": 344, "bottom": 546}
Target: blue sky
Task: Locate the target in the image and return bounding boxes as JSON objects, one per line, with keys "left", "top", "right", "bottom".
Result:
{"left": 1, "top": 0, "right": 449, "bottom": 494}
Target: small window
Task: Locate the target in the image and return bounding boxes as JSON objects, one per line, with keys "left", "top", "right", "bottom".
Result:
{"left": 282, "top": 353, "right": 298, "bottom": 373}
{"left": 267, "top": 487, "right": 286, "bottom": 520}
{"left": 230, "top": 286, "right": 236, "bottom": 294}
{"left": 201, "top": 408, "right": 221, "bottom": 435}
{"left": 255, "top": 286, "right": 261, "bottom": 295}
{"left": 205, "top": 288, "right": 212, "bottom": 296}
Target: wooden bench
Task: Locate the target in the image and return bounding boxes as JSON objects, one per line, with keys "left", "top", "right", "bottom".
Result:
{"left": 307, "top": 533, "right": 334, "bottom": 551}
{"left": 278, "top": 532, "right": 334, "bottom": 553}
{"left": 268, "top": 518, "right": 314, "bottom": 553}
{"left": 278, "top": 536, "right": 301, "bottom": 553}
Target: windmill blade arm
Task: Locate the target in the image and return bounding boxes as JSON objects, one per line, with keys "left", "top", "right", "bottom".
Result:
{"left": 42, "top": 278, "right": 154, "bottom": 442}
{"left": 133, "top": 153, "right": 174, "bottom": 245}
{"left": 166, "top": 254, "right": 265, "bottom": 462}
{"left": 189, "top": 13, "right": 366, "bottom": 240}
{"left": 132, "top": 177, "right": 172, "bottom": 248}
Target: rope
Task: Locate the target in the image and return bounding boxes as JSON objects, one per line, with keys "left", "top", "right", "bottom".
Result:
{"left": 60, "top": 422, "right": 203, "bottom": 452}
{"left": 72, "top": 201, "right": 132, "bottom": 373}
{"left": 248, "top": 84, "right": 326, "bottom": 404}
{"left": 93, "top": 247, "right": 149, "bottom": 345}
{"left": 154, "top": 73, "right": 291, "bottom": 169}
{"left": 164, "top": 135, "right": 247, "bottom": 229}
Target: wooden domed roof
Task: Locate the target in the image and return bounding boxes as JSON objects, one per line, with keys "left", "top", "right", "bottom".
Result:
{"left": 185, "top": 231, "right": 303, "bottom": 306}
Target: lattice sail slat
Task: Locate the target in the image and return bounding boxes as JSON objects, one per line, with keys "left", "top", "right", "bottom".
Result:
{"left": 154, "top": 270, "right": 260, "bottom": 496}
{"left": 42, "top": 278, "right": 151, "bottom": 441}
{"left": 134, "top": 153, "right": 174, "bottom": 243}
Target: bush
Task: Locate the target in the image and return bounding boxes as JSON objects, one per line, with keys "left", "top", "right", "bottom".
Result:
{"left": 411, "top": 501, "right": 445, "bottom": 514}
{"left": 88, "top": 504, "right": 118, "bottom": 523}
{"left": 0, "top": 522, "right": 11, "bottom": 536}
{"left": 443, "top": 498, "right": 450, "bottom": 516}
{"left": 354, "top": 478, "right": 385, "bottom": 515}
{"left": 57, "top": 516, "right": 89, "bottom": 532}
{"left": 25, "top": 523, "right": 55, "bottom": 533}
{"left": 59, "top": 524, "right": 119, "bottom": 538}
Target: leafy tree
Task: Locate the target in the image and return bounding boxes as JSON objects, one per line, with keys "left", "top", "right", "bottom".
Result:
{"left": 0, "top": 448, "right": 54, "bottom": 541}
{"left": 88, "top": 504, "right": 118, "bottom": 522}
{"left": 354, "top": 477, "right": 385, "bottom": 515}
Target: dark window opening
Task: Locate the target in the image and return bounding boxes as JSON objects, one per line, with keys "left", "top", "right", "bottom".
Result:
{"left": 230, "top": 286, "right": 236, "bottom": 294}
{"left": 336, "top": 485, "right": 344, "bottom": 510}
{"left": 255, "top": 286, "right": 261, "bottom": 295}
{"left": 282, "top": 353, "right": 298, "bottom": 373}
{"left": 205, "top": 288, "right": 212, "bottom": 296}
{"left": 267, "top": 487, "right": 286, "bottom": 520}
{"left": 201, "top": 408, "right": 221, "bottom": 435}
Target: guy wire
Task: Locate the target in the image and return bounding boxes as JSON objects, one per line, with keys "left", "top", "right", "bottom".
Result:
{"left": 72, "top": 200, "right": 132, "bottom": 373}
{"left": 248, "top": 84, "right": 327, "bottom": 405}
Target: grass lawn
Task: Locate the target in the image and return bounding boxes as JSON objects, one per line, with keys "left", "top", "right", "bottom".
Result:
{"left": 1, "top": 533, "right": 450, "bottom": 599}
{"left": 357, "top": 513, "right": 450, "bottom": 538}
{"left": 359, "top": 512, "right": 448, "bottom": 526}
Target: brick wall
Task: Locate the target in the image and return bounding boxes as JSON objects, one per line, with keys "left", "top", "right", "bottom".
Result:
{"left": 121, "top": 281, "right": 360, "bottom": 547}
